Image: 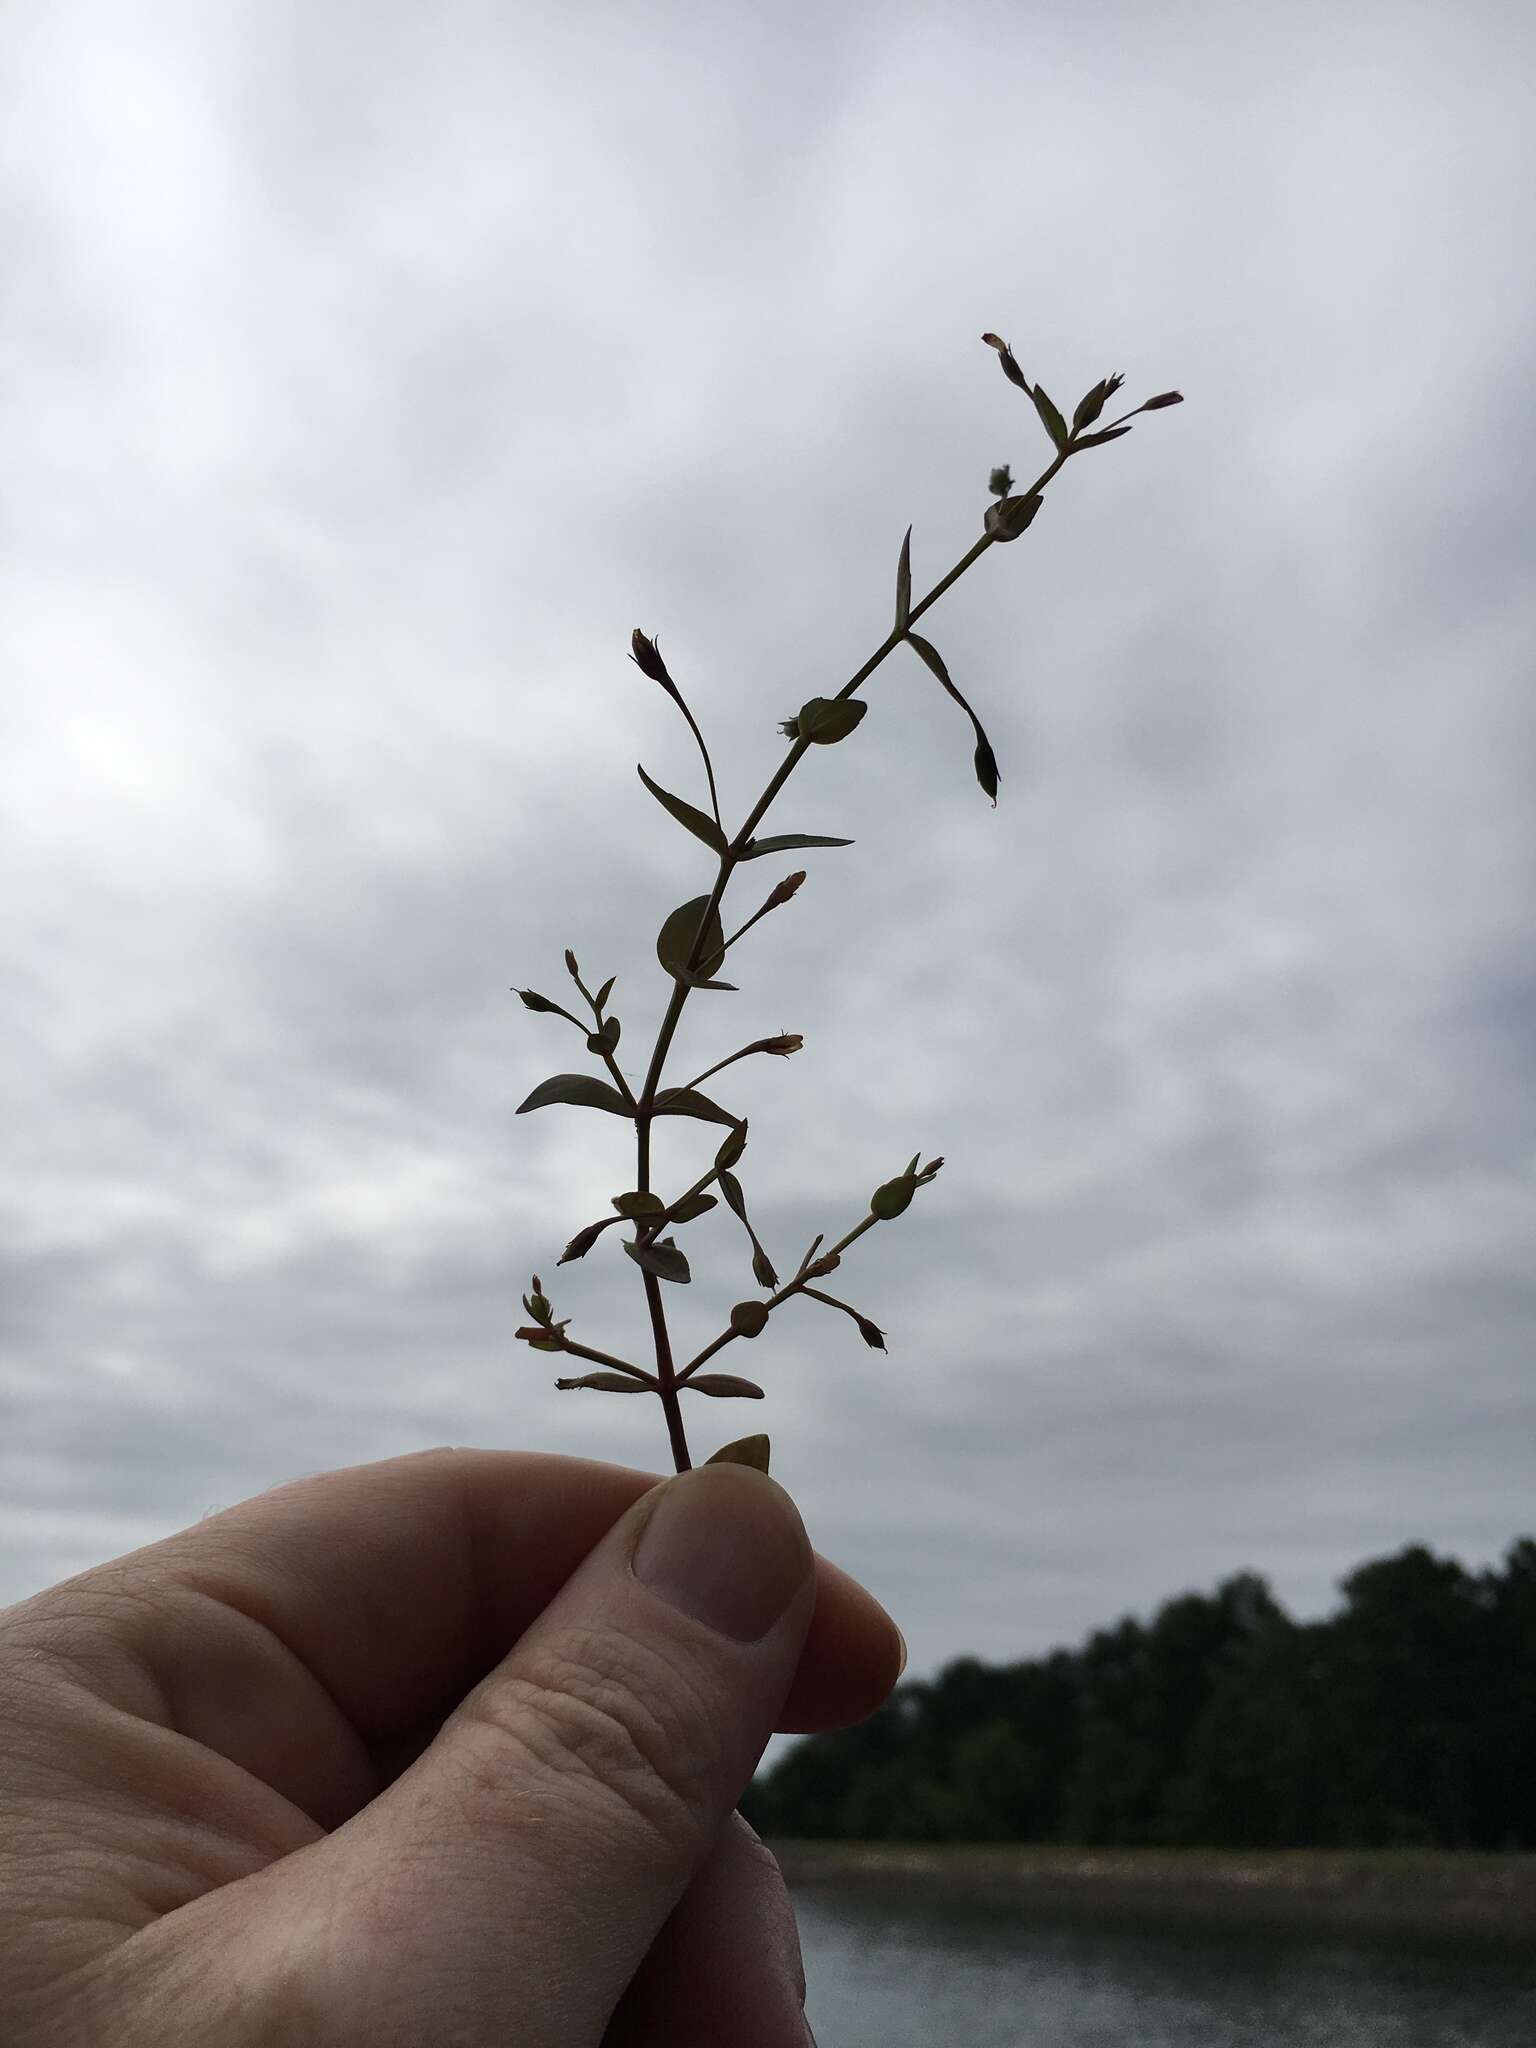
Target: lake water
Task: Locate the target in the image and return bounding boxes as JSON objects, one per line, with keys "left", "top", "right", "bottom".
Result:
{"left": 792, "top": 1877, "right": 1536, "bottom": 2046}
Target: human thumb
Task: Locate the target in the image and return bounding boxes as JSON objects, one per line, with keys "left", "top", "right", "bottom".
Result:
{"left": 305, "top": 1462, "right": 816, "bottom": 2046}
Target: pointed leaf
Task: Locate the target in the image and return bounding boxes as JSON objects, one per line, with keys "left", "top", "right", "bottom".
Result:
{"left": 717, "top": 1169, "right": 747, "bottom": 1222}
{"left": 1074, "top": 424, "right": 1134, "bottom": 449}
{"left": 612, "top": 1190, "right": 667, "bottom": 1218}
{"left": 715, "top": 1122, "right": 748, "bottom": 1170}
{"left": 556, "top": 1372, "right": 653, "bottom": 1393}
{"left": 638, "top": 764, "right": 728, "bottom": 855}
{"left": 1031, "top": 383, "right": 1069, "bottom": 452}
{"left": 895, "top": 524, "right": 912, "bottom": 635}
{"left": 657, "top": 896, "right": 727, "bottom": 981}
{"left": 623, "top": 1235, "right": 691, "bottom": 1283}
{"left": 517, "top": 1073, "right": 633, "bottom": 1116}
{"left": 594, "top": 975, "right": 616, "bottom": 1011}
{"left": 738, "top": 832, "right": 854, "bottom": 860}
{"left": 905, "top": 633, "right": 1001, "bottom": 806}
{"left": 687, "top": 1374, "right": 766, "bottom": 1399}
{"left": 651, "top": 1085, "right": 739, "bottom": 1127}
{"left": 706, "top": 1433, "right": 771, "bottom": 1472}
{"left": 668, "top": 1192, "right": 719, "bottom": 1224}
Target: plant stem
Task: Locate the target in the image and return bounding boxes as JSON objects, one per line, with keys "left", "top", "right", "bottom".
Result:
{"left": 633, "top": 446, "right": 1071, "bottom": 1469}
{"left": 555, "top": 1338, "right": 656, "bottom": 1385}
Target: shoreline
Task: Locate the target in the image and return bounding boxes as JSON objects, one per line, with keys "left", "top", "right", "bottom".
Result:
{"left": 769, "top": 1842, "right": 1536, "bottom": 1948}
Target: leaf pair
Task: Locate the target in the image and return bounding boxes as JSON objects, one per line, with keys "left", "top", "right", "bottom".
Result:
{"left": 639, "top": 764, "right": 853, "bottom": 865}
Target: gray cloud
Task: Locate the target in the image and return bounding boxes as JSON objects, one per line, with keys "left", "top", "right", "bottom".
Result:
{"left": 3, "top": 1, "right": 1533, "bottom": 1728}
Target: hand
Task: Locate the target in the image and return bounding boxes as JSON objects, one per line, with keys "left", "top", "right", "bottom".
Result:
{"left": 0, "top": 1446, "right": 903, "bottom": 2044}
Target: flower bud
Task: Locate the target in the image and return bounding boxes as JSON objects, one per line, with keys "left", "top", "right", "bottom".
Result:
{"left": 517, "top": 988, "right": 559, "bottom": 1013}
{"left": 752, "top": 1245, "right": 779, "bottom": 1290}
{"left": 764, "top": 871, "right": 806, "bottom": 910}
{"left": 1141, "top": 391, "right": 1184, "bottom": 410}
{"left": 761, "top": 1033, "right": 803, "bottom": 1056}
{"left": 1071, "top": 374, "right": 1124, "bottom": 434}
{"left": 629, "top": 629, "right": 673, "bottom": 685}
{"left": 559, "top": 1220, "right": 608, "bottom": 1264}
{"left": 981, "top": 332, "right": 1031, "bottom": 392}
{"left": 988, "top": 465, "right": 1013, "bottom": 499}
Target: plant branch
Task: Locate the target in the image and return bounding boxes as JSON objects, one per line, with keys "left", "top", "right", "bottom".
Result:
{"left": 633, "top": 443, "right": 1073, "bottom": 1465}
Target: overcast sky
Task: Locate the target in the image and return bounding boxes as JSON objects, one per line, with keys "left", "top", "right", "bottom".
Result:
{"left": 3, "top": 0, "right": 1534, "bottom": 1718}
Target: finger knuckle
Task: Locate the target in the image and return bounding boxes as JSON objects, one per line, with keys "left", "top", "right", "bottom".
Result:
{"left": 456, "top": 1629, "right": 723, "bottom": 1864}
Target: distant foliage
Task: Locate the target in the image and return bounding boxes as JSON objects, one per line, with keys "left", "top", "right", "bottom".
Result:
{"left": 742, "top": 1538, "right": 1536, "bottom": 1850}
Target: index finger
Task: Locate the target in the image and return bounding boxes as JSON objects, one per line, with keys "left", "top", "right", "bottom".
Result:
{"left": 66, "top": 1446, "right": 905, "bottom": 1741}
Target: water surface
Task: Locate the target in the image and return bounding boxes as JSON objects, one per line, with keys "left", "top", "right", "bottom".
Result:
{"left": 794, "top": 1876, "right": 1536, "bottom": 2046}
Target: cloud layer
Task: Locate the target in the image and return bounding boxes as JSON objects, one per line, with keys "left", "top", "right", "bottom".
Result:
{"left": 4, "top": 3, "right": 1534, "bottom": 1701}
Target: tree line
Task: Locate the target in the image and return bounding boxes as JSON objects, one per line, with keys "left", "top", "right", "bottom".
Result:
{"left": 743, "top": 1538, "right": 1536, "bottom": 1849}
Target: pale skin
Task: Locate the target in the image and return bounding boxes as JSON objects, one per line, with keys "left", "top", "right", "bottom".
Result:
{"left": 0, "top": 1446, "right": 904, "bottom": 2045}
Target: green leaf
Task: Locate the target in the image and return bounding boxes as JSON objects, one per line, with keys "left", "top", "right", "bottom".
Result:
{"left": 905, "top": 632, "right": 1002, "bottom": 807}
{"left": 586, "top": 1015, "right": 621, "bottom": 1053}
{"left": 983, "top": 492, "right": 1044, "bottom": 543}
{"left": 517, "top": 1073, "right": 633, "bottom": 1116}
{"left": 556, "top": 1372, "right": 652, "bottom": 1393}
{"left": 1031, "top": 383, "right": 1069, "bottom": 452}
{"left": 637, "top": 764, "right": 728, "bottom": 855}
{"left": 717, "top": 1168, "right": 747, "bottom": 1221}
{"left": 715, "top": 1122, "right": 748, "bottom": 1170}
{"left": 668, "top": 1192, "right": 719, "bottom": 1224}
{"left": 895, "top": 524, "right": 912, "bottom": 635}
{"left": 651, "top": 1085, "right": 739, "bottom": 1127}
{"left": 730, "top": 1299, "right": 771, "bottom": 1338}
{"left": 594, "top": 975, "right": 616, "bottom": 1011}
{"left": 1074, "top": 424, "right": 1134, "bottom": 449}
{"left": 657, "top": 896, "right": 727, "bottom": 981}
{"left": 612, "top": 1190, "right": 667, "bottom": 1218}
{"left": 796, "top": 697, "right": 869, "bottom": 745}
{"left": 706, "top": 1433, "right": 770, "bottom": 1472}
{"left": 623, "top": 1236, "right": 691, "bottom": 1283}
{"left": 738, "top": 832, "right": 854, "bottom": 859}
{"left": 687, "top": 1374, "right": 766, "bottom": 1399}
